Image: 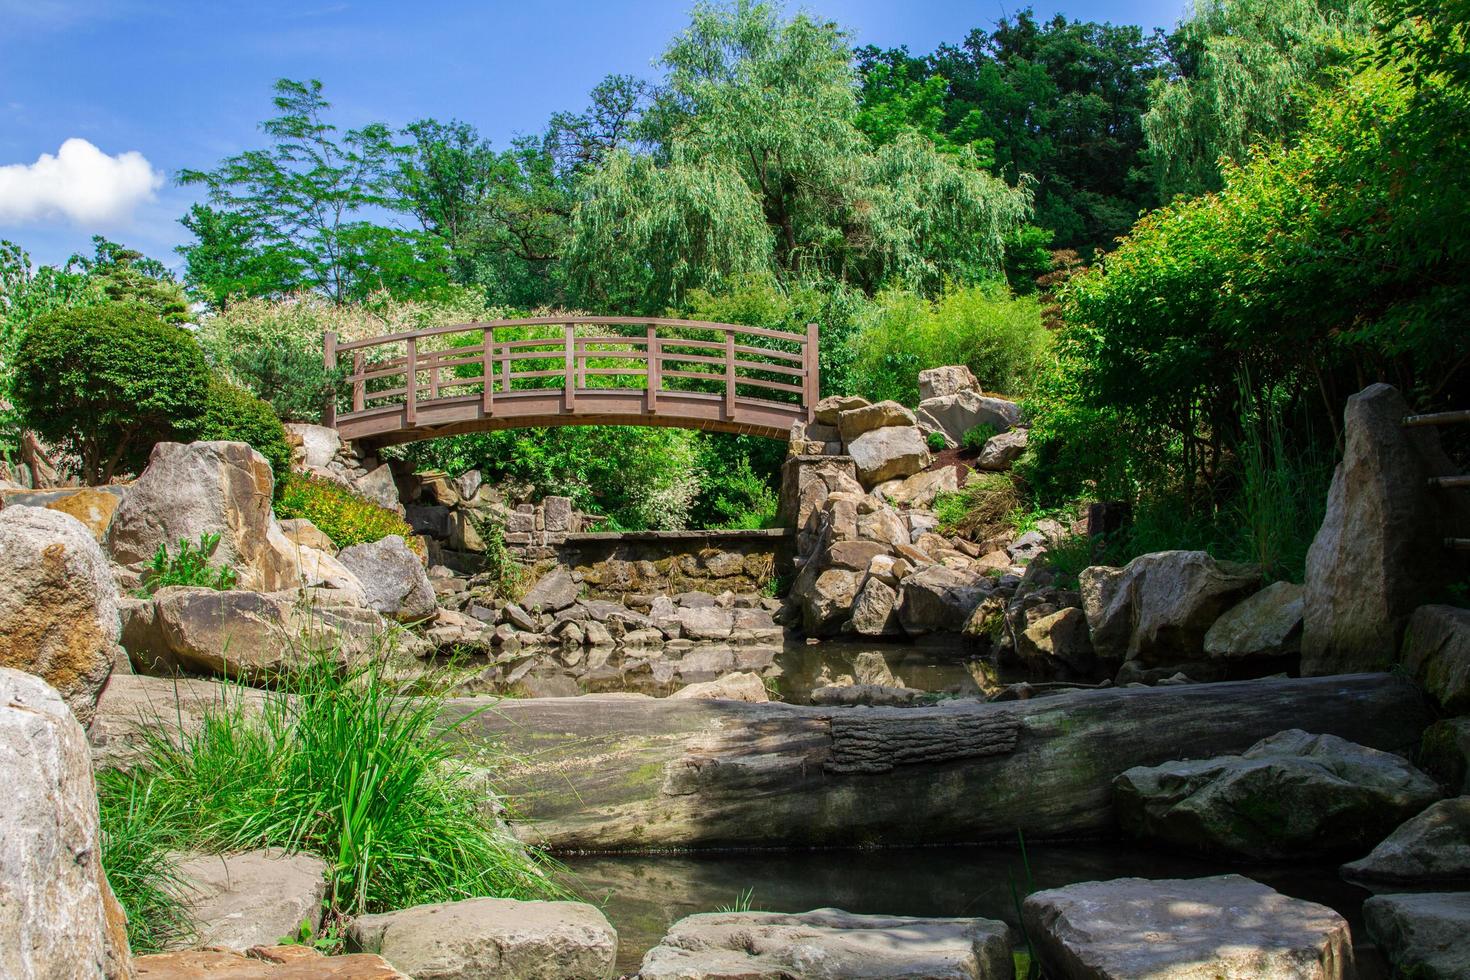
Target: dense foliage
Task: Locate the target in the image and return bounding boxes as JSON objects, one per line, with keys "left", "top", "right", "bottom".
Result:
{"left": 275, "top": 472, "right": 422, "bottom": 553}
{"left": 189, "top": 377, "right": 294, "bottom": 492}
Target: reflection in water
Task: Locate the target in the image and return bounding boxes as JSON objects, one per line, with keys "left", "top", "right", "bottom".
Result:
{"left": 561, "top": 841, "right": 1371, "bottom": 975}
{"left": 773, "top": 638, "right": 1024, "bottom": 704}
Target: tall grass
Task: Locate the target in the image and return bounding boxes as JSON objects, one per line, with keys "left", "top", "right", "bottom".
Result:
{"left": 97, "top": 640, "right": 564, "bottom": 941}
{"left": 97, "top": 778, "right": 193, "bottom": 953}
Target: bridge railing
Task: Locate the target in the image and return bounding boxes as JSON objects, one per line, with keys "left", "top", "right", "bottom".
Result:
{"left": 323, "top": 316, "right": 819, "bottom": 432}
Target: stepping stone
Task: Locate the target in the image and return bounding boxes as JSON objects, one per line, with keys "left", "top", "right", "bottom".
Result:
{"left": 1363, "top": 891, "right": 1470, "bottom": 980}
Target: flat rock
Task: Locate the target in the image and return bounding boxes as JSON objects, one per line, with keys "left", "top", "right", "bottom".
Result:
{"left": 1400, "top": 604, "right": 1470, "bottom": 714}
{"left": 347, "top": 896, "right": 617, "bottom": 980}
{"left": 836, "top": 400, "right": 917, "bottom": 443}
{"left": 884, "top": 466, "right": 958, "bottom": 509}
{"left": 814, "top": 395, "right": 871, "bottom": 426}
{"left": 1363, "top": 891, "right": 1470, "bottom": 980}
{"left": 336, "top": 535, "right": 435, "bottom": 622}
{"left": 520, "top": 565, "right": 579, "bottom": 614}
{"left": 1342, "top": 796, "right": 1470, "bottom": 882}
{"left": 169, "top": 849, "right": 328, "bottom": 951}
{"left": 638, "top": 908, "right": 1011, "bottom": 979}
{"left": 847, "top": 426, "right": 930, "bottom": 488}
{"left": 1204, "top": 580, "right": 1304, "bottom": 659}
{"left": 898, "top": 565, "right": 988, "bottom": 634}
{"left": 1023, "top": 874, "right": 1353, "bottom": 980}
{"left": 1114, "top": 728, "right": 1442, "bottom": 859}
{"left": 669, "top": 671, "right": 768, "bottom": 702}
{"left": 136, "top": 946, "right": 406, "bottom": 978}
{"left": 810, "top": 683, "right": 923, "bottom": 706}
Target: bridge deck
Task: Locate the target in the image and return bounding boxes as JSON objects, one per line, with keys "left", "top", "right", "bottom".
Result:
{"left": 324, "top": 317, "right": 818, "bottom": 448}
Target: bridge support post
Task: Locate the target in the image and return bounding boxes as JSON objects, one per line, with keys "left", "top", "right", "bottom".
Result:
{"left": 564, "top": 323, "right": 576, "bottom": 413}
{"left": 646, "top": 325, "right": 659, "bottom": 414}
{"left": 482, "top": 327, "right": 494, "bottom": 416}
{"left": 405, "top": 338, "right": 417, "bottom": 426}
{"left": 804, "top": 322, "right": 820, "bottom": 423}
{"left": 724, "top": 328, "right": 736, "bottom": 420}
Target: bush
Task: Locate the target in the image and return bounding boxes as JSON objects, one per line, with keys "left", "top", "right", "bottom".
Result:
{"left": 138, "top": 533, "right": 238, "bottom": 596}
{"left": 850, "top": 283, "right": 1050, "bottom": 405}
{"left": 961, "top": 424, "right": 997, "bottom": 452}
{"left": 189, "top": 377, "right": 293, "bottom": 492}
{"left": 95, "top": 643, "right": 563, "bottom": 933}
{"left": 926, "top": 430, "right": 948, "bottom": 453}
{"left": 275, "top": 472, "right": 422, "bottom": 555}
{"left": 11, "top": 302, "right": 209, "bottom": 483}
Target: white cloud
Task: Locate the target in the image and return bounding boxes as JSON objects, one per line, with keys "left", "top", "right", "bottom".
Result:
{"left": 0, "top": 138, "right": 163, "bottom": 226}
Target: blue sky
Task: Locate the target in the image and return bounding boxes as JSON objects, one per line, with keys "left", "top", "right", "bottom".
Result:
{"left": 0, "top": 0, "right": 1187, "bottom": 270}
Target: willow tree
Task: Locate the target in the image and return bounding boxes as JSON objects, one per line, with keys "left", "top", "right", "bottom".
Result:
{"left": 1144, "top": 0, "right": 1374, "bottom": 199}
{"left": 565, "top": 1, "right": 1031, "bottom": 311}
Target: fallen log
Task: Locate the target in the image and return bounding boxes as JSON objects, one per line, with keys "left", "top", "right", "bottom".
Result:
{"left": 443, "top": 674, "right": 1430, "bottom": 851}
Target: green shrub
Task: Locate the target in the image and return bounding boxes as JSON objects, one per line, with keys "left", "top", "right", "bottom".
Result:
{"left": 926, "top": 430, "right": 948, "bottom": 452}
{"left": 189, "top": 377, "right": 293, "bottom": 492}
{"left": 95, "top": 643, "right": 563, "bottom": 932}
{"left": 275, "top": 472, "right": 422, "bottom": 555}
{"left": 11, "top": 301, "right": 209, "bottom": 483}
{"left": 138, "top": 533, "right": 238, "bottom": 596}
{"left": 933, "top": 472, "right": 1019, "bottom": 539}
{"left": 961, "top": 424, "right": 997, "bottom": 452}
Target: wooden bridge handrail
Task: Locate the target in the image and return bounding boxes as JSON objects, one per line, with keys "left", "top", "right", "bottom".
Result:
{"left": 323, "top": 317, "right": 820, "bottom": 446}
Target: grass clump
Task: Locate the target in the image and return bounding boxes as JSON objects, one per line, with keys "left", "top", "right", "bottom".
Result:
{"left": 97, "top": 778, "right": 193, "bottom": 953}
{"left": 137, "top": 532, "right": 238, "bottom": 596}
{"left": 933, "top": 472, "right": 1020, "bottom": 539}
{"left": 275, "top": 472, "right": 423, "bottom": 557}
{"left": 96, "top": 643, "right": 563, "bottom": 938}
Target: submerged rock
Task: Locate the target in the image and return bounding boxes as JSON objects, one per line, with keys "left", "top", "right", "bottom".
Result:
{"left": 1023, "top": 875, "right": 1353, "bottom": 980}
{"left": 347, "top": 896, "right": 617, "bottom": 980}
{"left": 1114, "top": 729, "right": 1442, "bottom": 859}
{"left": 1363, "top": 891, "right": 1470, "bottom": 980}
{"left": 669, "top": 671, "right": 768, "bottom": 702}
{"left": 1341, "top": 796, "right": 1470, "bottom": 882}
{"left": 638, "top": 908, "right": 1011, "bottom": 980}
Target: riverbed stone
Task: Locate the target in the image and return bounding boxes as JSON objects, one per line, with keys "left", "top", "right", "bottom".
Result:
{"left": 520, "top": 565, "right": 579, "bottom": 614}
{"left": 135, "top": 946, "right": 406, "bottom": 978}
{"left": 1203, "top": 580, "right": 1304, "bottom": 659}
{"left": 1081, "top": 550, "right": 1261, "bottom": 664}
{"left": 846, "top": 425, "right": 930, "bottom": 487}
{"left": 347, "top": 896, "right": 617, "bottom": 980}
{"left": 106, "top": 440, "right": 303, "bottom": 593}
{"left": 1, "top": 668, "right": 132, "bottom": 980}
{"left": 336, "top": 535, "right": 435, "bottom": 622}
{"left": 1114, "top": 729, "right": 1443, "bottom": 859}
{"left": 669, "top": 671, "right": 768, "bottom": 702}
{"left": 898, "top": 565, "right": 988, "bottom": 634}
{"left": 638, "top": 908, "right": 1011, "bottom": 980}
{"left": 1341, "top": 796, "right": 1470, "bottom": 882}
{"left": 919, "top": 365, "right": 980, "bottom": 401}
{"left": 851, "top": 577, "right": 901, "bottom": 636}
{"left": 0, "top": 506, "right": 122, "bottom": 725}
{"left": 169, "top": 849, "right": 328, "bottom": 952}
{"left": 1363, "top": 891, "right": 1470, "bottom": 980}
{"left": 1400, "top": 604, "right": 1470, "bottom": 714}
{"left": 1023, "top": 875, "right": 1353, "bottom": 980}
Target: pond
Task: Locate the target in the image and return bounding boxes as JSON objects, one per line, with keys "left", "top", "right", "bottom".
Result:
{"left": 559, "top": 840, "right": 1372, "bottom": 975}
{"left": 771, "top": 636, "right": 1022, "bottom": 703}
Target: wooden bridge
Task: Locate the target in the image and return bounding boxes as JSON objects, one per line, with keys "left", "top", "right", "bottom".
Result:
{"left": 323, "top": 317, "right": 818, "bottom": 448}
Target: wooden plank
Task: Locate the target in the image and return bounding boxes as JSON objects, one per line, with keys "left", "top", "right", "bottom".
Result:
{"left": 725, "top": 329, "right": 736, "bottom": 419}
{"left": 405, "top": 337, "right": 417, "bottom": 426}
{"left": 322, "top": 331, "right": 337, "bottom": 427}
{"left": 482, "top": 327, "right": 493, "bottom": 415}
{"left": 1403, "top": 410, "right": 1470, "bottom": 427}
{"left": 564, "top": 324, "right": 576, "bottom": 413}
{"left": 1429, "top": 475, "right": 1470, "bottom": 489}
{"left": 647, "top": 325, "right": 659, "bottom": 414}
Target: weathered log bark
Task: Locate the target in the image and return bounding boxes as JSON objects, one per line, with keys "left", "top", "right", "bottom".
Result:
{"left": 442, "top": 674, "right": 1429, "bottom": 851}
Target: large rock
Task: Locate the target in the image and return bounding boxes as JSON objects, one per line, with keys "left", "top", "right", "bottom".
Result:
{"left": 1203, "top": 580, "right": 1304, "bottom": 659}
{"left": 851, "top": 577, "right": 901, "bottom": 636}
{"left": 669, "top": 672, "right": 769, "bottom": 702}
{"left": 813, "top": 395, "right": 870, "bottom": 426}
{"left": 1420, "top": 716, "right": 1470, "bottom": 795}
{"left": 284, "top": 422, "right": 341, "bottom": 470}
{"left": 520, "top": 564, "right": 579, "bottom": 614}
{"left": 836, "top": 400, "right": 917, "bottom": 443}
{"left": 1023, "top": 875, "right": 1353, "bottom": 980}
{"left": 639, "top": 908, "right": 1010, "bottom": 980}
{"left": 916, "top": 391, "right": 1020, "bottom": 446}
{"left": 1400, "top": 604, "right": 1470, "bottom": 713}
{"left": 89, "top": 673, "right": 270, "bottom": 770}
{"left": 1363, "top": 891, "right": 1470, "bottom": 980}
{"left": 1080, "top": 551, "right": 1261, "bottom": 664}
{"left": 46, "top": 486, "right": 126, "bottom": 540}
{"left": 135, "top": 946, "right": 405, "bottom": 978}
{"left": 882, "top": 467, "right": 958, "bottom": 509}
{"left": 918, "top": 365, "right": 980, "bottom": 401}
{"left": 798, "top": 567, "right": 861, "bottom": 636}
{"left": 106, "top": 441, "right": 302, "bottom": 593}
{"left": 898, "top": 565, "right": 988, "bottom": 634}
{"left": 1341, "top": 796, "right": 1470, "bottom": 882}
{"left": 128, "top": 587, "right": 390, "bottom": 682}
{"left": 1302, "top": 384, "right": 1470, "bottom": 675}
{"left": 977, "top": 428, "right": 1027, "bottom": 470}
{"left": 846, "top": 426, "right": 930, "bottom": 488}
{"left": 277, "top": 518, "right": 335, "bottom": 554}
{"left": 351, "top": 464, "right": 404, "bottom": 515}
{"left": 291, "top": 545, "right": 367, "bottom": 605}
{"left": 169, "top": 849, "right": 328, "bottom": 952}
{"left": 1114, "top": 729, "right": 1442, "bottom": 859}
{"left": 0, "top": 506, "right": 122, "bottom": 725}
{"left": 347, "top": 896, "right": 617, "bottom": 980}
{"left": 335, "top": 536, "right": 435, "bottom": 622}
{"left": 1, "top": 668, "right": 132, "bottom": 979}
{"left": 1017, "top": 607, "right": 1095, "bottom": 675}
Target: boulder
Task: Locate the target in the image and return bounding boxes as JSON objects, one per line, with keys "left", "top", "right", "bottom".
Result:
{"left": 918, "top": 365, "right": 980, "bottom": 401}
{"left": 455, "top": 469, "right": 482, "bottom": 501}
{"left": 134, "top": 946, "right": 406, "bottom": 978}
{"left": 278, "top": 518, "right": 336, "bottom": 554}
{"left": 1023, "top": 875, "right": 1353, "bottom": 980}
{"left": 89, "top": 673, "right": 269, "bottom": 770}
{"left": 1203, "top": 580, "right": 1304, "bottom": 659}
{"left": 1114, "top": 729, "right": 1443, "bottom": 859}
{"left": 520, "top": 565, "right": 579, "bottom": 614}
{"left": 44, "top": 486, "right": 125, "bottom": 540}
{"left": 798, "top": 567, "right": 860, "bottom": 636}
{"left": 1080, "top": 551, "right": 1261, "bottom": 664}
{"left": 851, "top": 577, "right": 901, "bottom": 636}
{"left": 977, "top": 429, "right": 1028, "bottom": 471}
{"left": 836, "top": 400, "right": 917, "bottom": 443}
{"left": 638, "top": 908, "right": 1011, "bottom": 980}
{"left": 1341, "top": 796, "right": 1470, "bottom": 882}
{"left": 1363, "top": 891, "right": 1470, "bottom": 980}
{"left": 336, "top": 536, "right": 436, "bottom": 622}
{"left": 284, "top": 422, "right": 341, "bottom": 470}
{"left": 916, "top": 391, "right": 1020, "bottom": 445}
{"left": 351, "top": 464, "right": 404, "bottom": 515}
{"left": 106, "top": 441, "right": 302, "bottom": 593}
{"left": 674, "top": 605, "right": 736, "bottom": 640}
{"left": 898, "top": 566, "right": 988, "bottom": 634}
{"left": 846, "top": 426, "right": 930, "bottom": 488}
{"left": 828, "top": 539, "right": 890, "bottom": 571}
{"left": 1420, "top": 717, "right": 1470, "bottom": 795}
{"left": 883, "top": 466, "right": 958, "bottom": 509}
{"left": 669, "top": 671, "right": 769, "bottom": 702}
{"left": 347, "top": 897, "right": 617, "bottom": 980}
{"left": 291, "top": 545, "right": 367, "bottom": 605}
{"left": 1017, "top": 607, "right": 1095, "bottom": 675}
{"left": 813, "top": 395, "right": 870, "bottom": 426}
{"left": 1302, "top": 384, "right": 1470, "bottom": 675}
{"left": 1, "top": 668, "right": 132, "bottom": 979}
{"left": 169, "top": 849, "right": 328, "bottom": 952}
{"left": 0, "top": 506, "right": 122, "bottom": 725}
{"left": 1401, "top": 604, "right": 1470, "bottom": 713}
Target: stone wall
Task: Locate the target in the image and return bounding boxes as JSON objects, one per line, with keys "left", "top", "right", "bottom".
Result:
{"left": 557, "top": 529, "right": 794, "bottom": 598}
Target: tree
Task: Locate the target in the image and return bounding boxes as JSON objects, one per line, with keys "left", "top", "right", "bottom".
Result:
{"left": 1142, "top": 0, "right": 1373, "bottom": 198}
{"left": 178, "top": 204, "right": 303, "bottom": 307}
{"left": 67, "top": 237, "right": 191, "bottom": 323}
{"left": 12, "top": 303, "right": 210, "bottom": 483}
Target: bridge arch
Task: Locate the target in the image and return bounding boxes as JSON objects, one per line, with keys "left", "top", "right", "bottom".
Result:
{"left": 323, "top": 317, "right": 818, "bottom": 449}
